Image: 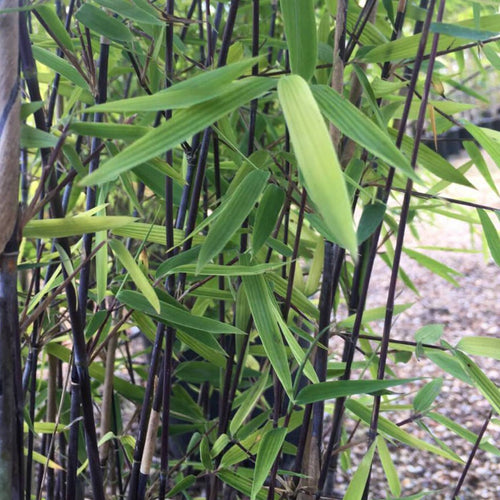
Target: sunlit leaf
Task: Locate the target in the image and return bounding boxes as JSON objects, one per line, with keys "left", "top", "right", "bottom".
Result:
{"left": 313, "top": 86, "right": 417, "bottom": 183}
{"left": 24, "top": 216, "right": 137, "bottom": 239}
{"left": 457, "top": 336, "right": 500, "bottom": 361}
{"left": 109, "top": 239, "right": 160, "bottom": 313}
{"left": 377, "top": 436, "right": 401, "bottom": 497}
{"left": 278, "top": 75, "right": 357, "bottom": 258}
{"left": 80, "top": 77, "right": 274, "bottom": 186}
{"left": 87, "top": 57, "right": 264, "bottom": 113}
{"left": 343, "top": 440, "right": 377, "bottom": 500}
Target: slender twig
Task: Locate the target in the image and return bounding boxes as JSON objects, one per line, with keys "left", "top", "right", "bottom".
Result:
{"left": 451, "top": 409, "right": 492, "bottom": 499}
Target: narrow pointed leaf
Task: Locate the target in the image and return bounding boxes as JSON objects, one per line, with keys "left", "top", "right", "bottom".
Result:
{"left": 251, "top": 428, "right": 287, "bottom": 500}
{"left": 346, "top": 399, "right": 463, "bottom": 462}
{"left": 477, "top": 209, "right": 500, "bottom": 266}
{"left": 280, "top": 0, "right": 317, "bottom": 81}
{"left": 230, "top": 370, "right": 269, "bottom": 437}
{"left": 252, "top": 184, "right": 285, "bottom": 254}
{"left": 32, "top": 46, "right": 88, "bottom": 89}
{"left": 242, "top": 274, "right": 293, "bottom": 397}
{"left": 361, "top": 14, "right": 500, "bottom": 63}
{"left": 377, "top": 436, "right": 401, "bottom": 497}
{"left": 454, "top": 350, "right": 500, "bottom": 415}
{"left": 389, "top": 129, "right": 473, "bottom": 187}
{"left": 344, "top": 440, "right": 377, "bottom": 500}
{"left": 109, "top": 239, "right": 160, "bottom": 313}
{"left": 24, "top": 216, "right": 136, "bottom": 239}
{"left": 312, "top": 85, "right": 417, "bottom": 183}
{"left": 278, "top": 75, "right": 357, "bottom": 258}
{"left": 117, "top": 290, "right": 245, "bottom": 336}
{"left": 197, "top": 170, "right": 269, "bottom": 272}
{"left": 295, "top": 378, "right": 416, "bottom": 405}
{"left": 87, "top": 57, "right": 264, "bottom": 113}
{"left": 75, "top": 4, "right": 133, "bottom": 43}
{"left": 457, "top": 336, "right": 500, "bottom": 361}
{"left": 93, "top": 0, "right": 163, "bottom": 25}
{"left": 80, "top": 77, "right": 274, "bottom": 186}
{"left": 413, "top": 378, "right": 443, "bottom": 413}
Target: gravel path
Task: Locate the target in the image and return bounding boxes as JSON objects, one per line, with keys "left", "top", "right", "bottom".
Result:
{"left": 332, "top": 158, "right": 500, "bottom": 499}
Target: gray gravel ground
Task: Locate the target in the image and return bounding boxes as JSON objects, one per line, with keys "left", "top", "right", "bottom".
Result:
{"left": 331, "top": 161, "right": 500, "bottom": 499}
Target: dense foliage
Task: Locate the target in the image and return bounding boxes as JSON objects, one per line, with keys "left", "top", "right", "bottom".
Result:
{"left": 1, "top": 0, "right": 500, "bottom": 498}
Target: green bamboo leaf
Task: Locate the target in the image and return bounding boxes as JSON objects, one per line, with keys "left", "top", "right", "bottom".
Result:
{"left": 338, "top": 303, "right": 413, "bottom": 329}
{"left": 388, "top": 129, "right": 473, "bottom": 187}
{"left": 280, "top": 0, "right": 317, "bottom": 81}
{"left": 454, "top": 350, "right": 500, "bottom": 415}
{"left": 177, "top": 331, "right": 227, "bottom": 367}
{"left": 361, "top": 14, "right": 500, "bottom": 63}
{"left": 428, "top": 412, "right": 500, "bottom": 457}
{"left": 109, "top": 239, "right": 160, "bottom": 313}
{"left": 457, "top": 336, "right": 500, "bottom": 361}
{"left": 87, "top": 57, "right": 264, "bottom": 113}
{"left": 111, "top": 222, "right": 204, "bottom": 247}
{"left": 166, "top": 475, "right": 197, "bottom": 497}
{"left": 312, "top": 85, "right": 418, "bottom": 184}
{"left": 75, "top": 4, "right": 133, "bottom": 43}
{"left": 117, "top": 290, "right": 245, "bottom": 336}
{"left": 251, "top": 428, "right": 287, "bottom": 500}
{"left": 242, "top": 274, "right": 293, "bottom": 397}
{"left": 24, "top": 216, "right": 137, "bottom": 239}
{"left": 197, "top": 170, "right": 269, "bottom": 272}
{"left": 163, "top": 262, "right": 285, "bottom": 277}
{"left": 461, "top": 122, "right": 500, "bottom": 171}
{"left": 477, "top": 209, "right": 500, "bottom": 266}
{"left": 377, "top": 436, "right": 401, "bottom": 497}
{"left": 483, "top": 44, "right": 500, "bottom": 71}
{"left": 278, "top": 75, "right": 357, "bottom": 258}
{"left": 345, "top": 399, "right": 463, "bottom": 463}
{"left": 230, "top": 369, "right": 270, "bottom": 436}
{"left": 344, "top": 440, "right": 377, "bottom": 500}
{"left": 357, "top": 203, "right": 387, "bottom": 244}
{"left": 35, "top": 5, "right": 75, "bottom": 50}
{"left": 252, "top": 184, "right": 285, "bottom": 255}
{"left": 217, "top": 469, "right": 268, "bottom": 500}
{"left": 304, "top": 237, "right": 324, "bottom": 296}
{"left": 20, "top": 125, "right": 59, "bottom": 148}
{"left": 200, "top": 436, "right": 212, "bottom": 470}
{"left": 425, "top": 350, "right": 471, "bottom": 384}
{"left": 413, "top": 378, "right": 443, "bottom": 413}
{"left": 80, "top": 77, "right": 274, "bottom": 186}
{"left": 46, "top": 342, "right": 144, "bottom": 403}
{"left": 267, "top": 272, "right": 319, "bottom": 320}
{"left": 295, "top": 378, "right": 416, "bottom": 405}
{"left": 32, "top": 46, "right": 88, "bottom": 89}
{"left": 69, "top": 122, "right": 149, "bottom": 140}
{"left": 430, "top": 22, "right": 498, "bottom": 41}
{"left": 463, "top": 141, "right": 499, "bottom": 196}
{"left": 94, "top": 0, "right": 163, "bottom": 25}
{"left": 403, "top": 248, "right": 462, "bottom": 286}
